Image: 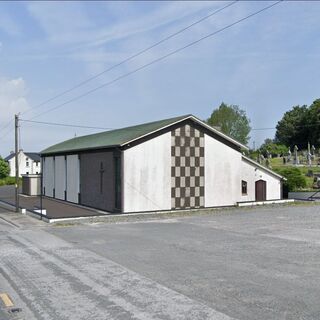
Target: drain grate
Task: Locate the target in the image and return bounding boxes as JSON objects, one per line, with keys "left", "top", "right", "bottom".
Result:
{"left": 8, "top": 307, "right": 22, "bottom": 314}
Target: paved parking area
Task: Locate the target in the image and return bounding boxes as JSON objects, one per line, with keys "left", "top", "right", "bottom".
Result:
{"left": 48, "top": 204, "right": 320, "bottom": 320}
{"left": 0, "top": 203, "right": 320, "bottom": 319}
{"left": 0, "top": 185, "right": 104, "bottom": 219}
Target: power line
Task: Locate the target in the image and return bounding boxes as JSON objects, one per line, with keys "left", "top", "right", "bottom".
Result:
{"left": 20, "top": 119, "right": 114, "bottom": 130}
{"left": 0, "top": 119, "right": 14, "bottom": 134}
{"left": 252, "top": 122, "right": 320, "bottom": 131}
{"left": 2, "top": 115, "right": 319, "bottom": 145}
{"left": 18, "top": 118, "right": 320, "bottom": 133}
{"left": 28, "top": 0, "right": 283, "bottom": 121}
{"left": 21, "top": 1, "right": 238, "bottom": 118}
{"left": 0, "top": 127, "right": 14, "bottom": 142}
{"left": 0, "top": 119, "right": 112, "bottom": 144}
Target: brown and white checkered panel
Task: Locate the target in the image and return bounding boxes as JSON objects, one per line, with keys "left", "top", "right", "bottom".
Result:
{"left": 171, "top": 124, "right": 204, "bottom": 209}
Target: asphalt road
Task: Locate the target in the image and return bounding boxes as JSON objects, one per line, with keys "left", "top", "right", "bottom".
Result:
{"left": 0, "top": 204, "right": 320, "bottom": 319}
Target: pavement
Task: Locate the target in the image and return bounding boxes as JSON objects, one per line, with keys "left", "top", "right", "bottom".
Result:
{"left": 0, "top": 203, "right": 320, "bottom": 319}
{"left": 0, "top": 185, "right": 104, "bottom": 219}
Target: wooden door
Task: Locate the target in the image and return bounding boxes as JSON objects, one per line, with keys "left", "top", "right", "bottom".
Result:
{"left": 255, "top": 180, "right": 267, "bottom": 201}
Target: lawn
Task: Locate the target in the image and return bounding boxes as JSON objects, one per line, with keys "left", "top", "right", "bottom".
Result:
{"left": 270, "top": 157, "right": 320, "bottom": 190}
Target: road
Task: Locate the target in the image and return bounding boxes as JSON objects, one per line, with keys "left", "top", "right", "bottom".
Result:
{"left": 0, "top": 204, "right": 320, "bottom": 319}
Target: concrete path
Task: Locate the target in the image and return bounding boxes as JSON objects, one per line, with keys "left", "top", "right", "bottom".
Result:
{"left": 0, "top": 185, "right": 104, "bottom": 219}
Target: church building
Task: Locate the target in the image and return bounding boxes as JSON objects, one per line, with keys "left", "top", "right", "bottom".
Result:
{"left": 41, "top": 115, "right": 284, "bottom": 213}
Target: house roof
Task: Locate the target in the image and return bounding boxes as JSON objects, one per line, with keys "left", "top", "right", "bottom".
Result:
{"left": 41, "top": 114, "right": 248, "bottom": 155}
{"left": 242, "top": 155, "right": 286, "bottom": 180}
{"left": 25, "top": 152, "right": 41, "bottom": 162}
{"left": 4, "top": 154, "right": 15, "bottom": 161}
{"left": 4, "top": 152, "right": 40, "bottom": 162}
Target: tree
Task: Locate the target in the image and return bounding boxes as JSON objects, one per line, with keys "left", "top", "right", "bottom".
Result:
{"left": 275, "top": 105, "right": 309, "bottom": 148}
{"left": 308, "top": 99, "right": 320, "bottom": 146}
{"left": 275, "top": 99, "right": 320, "bottom": 148}
{"left": 259, "top": 138, "right": 288, "bottom": 157}
{"left": 0, "top": 157, "right": 10, "bottom": 179}
{"left": 207, "top": 103, "right": 251, "bottom": 145}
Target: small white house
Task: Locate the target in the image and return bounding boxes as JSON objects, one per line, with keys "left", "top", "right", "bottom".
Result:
{"left": 5, "top": 150, "right": 41, "bottom": 177}
{"left": 41, "top": 115, "right": 284, "bottom": 213}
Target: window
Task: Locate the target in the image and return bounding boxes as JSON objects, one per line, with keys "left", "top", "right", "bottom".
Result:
{"left": 26, "top": 161, "right": 29, "bottom": 167}
{"left": 36, "top": 162, "right": 39, "bottom": 167}
{"left": 242, "top": 180, "right": 247, "bottom": 195}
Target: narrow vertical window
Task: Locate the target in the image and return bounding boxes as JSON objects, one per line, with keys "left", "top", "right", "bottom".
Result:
{"left": 242, "top": 180, "right": 247, "bottom": 195}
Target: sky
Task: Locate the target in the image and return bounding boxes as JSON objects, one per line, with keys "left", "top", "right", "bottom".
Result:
{"left": 0, "top": 0, "right": 319, "bottom": 156}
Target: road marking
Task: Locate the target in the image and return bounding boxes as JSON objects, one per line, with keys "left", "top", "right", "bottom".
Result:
{"left": 0, "top": 293, "right": 14, "bottom": 307}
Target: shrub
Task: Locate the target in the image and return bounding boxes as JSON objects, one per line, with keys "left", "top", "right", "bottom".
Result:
{"left": 0, "top": 177, "right": 18, "bottom": 186}
{"left": 0, "top": 157, "right": 10, "bottom": 179}
{"left": 274, "top": 167, "right": 307, "bottom": 192}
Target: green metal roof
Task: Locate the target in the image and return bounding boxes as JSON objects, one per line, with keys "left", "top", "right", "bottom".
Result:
{"left": 41, "top": 115, "right": 190, "bottom": 155}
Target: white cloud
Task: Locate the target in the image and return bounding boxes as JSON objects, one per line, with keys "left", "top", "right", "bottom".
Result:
{"left": 25, "top": 1, "right": 220, "bottom": 51}
{"left": 0, "top": 77, "right": 29, "bottom": 123}
{"left": 26, "top": 2, "right": 94, "bottom": 45}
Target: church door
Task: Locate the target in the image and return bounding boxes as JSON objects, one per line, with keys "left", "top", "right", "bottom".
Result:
{"left": 255, "top": 180, "right": 267, "bottom": 201}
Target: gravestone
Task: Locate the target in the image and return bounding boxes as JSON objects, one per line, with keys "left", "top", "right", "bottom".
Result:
{"left": 266, "top": 158, "right": 270, "bottom": 168}
{"left": 307, "top": 142, "right": 312, "bottom": 166}
{"left": 266, "top": 150, "right": 270, "bottom": 160}
{"left": 294, "top": 145, "right": 299, "bottom": 165}
{"left": 311, "top": 145, "right": 316, "bottom": 160}
{"left": 287, "top": 148, "right": 291, "bottom": 162}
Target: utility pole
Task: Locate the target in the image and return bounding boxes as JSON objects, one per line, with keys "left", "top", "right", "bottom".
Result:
{"left": 15, "top": 114, "right": 19, "bottom": 213}
{"left": 40, "top": 157, "right": 43, "bottom": 220}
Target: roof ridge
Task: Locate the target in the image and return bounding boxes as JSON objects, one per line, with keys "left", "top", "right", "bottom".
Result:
{"left": 41, "top": 114, "right": 191, "bottom": 154}
{"left": 72, "top": 114, "right": 191, "bottom": 140}
{"left": 41, "top": 114, "right": 247, "bottom": 155}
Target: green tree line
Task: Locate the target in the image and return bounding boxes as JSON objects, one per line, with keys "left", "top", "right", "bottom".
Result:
{"left": 275, "top": 99, "right": 320, "bottom": 148}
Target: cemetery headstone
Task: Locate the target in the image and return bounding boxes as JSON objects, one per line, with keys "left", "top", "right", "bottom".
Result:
{"left": 294, "top": 145, "right": 299, "bottom": 165}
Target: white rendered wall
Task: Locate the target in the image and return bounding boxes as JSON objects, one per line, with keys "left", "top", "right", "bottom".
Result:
{"left": 66, "top": 155, "right": 79, "bottom": 203}
{"left": 123, "top": 133, "right": 171, "bottom": 212}
{"left": 7, "top": 152, "right": 41, "bottom": 177}
{"left": 32, "top": 161, "right": 41, "bottom": 174}
{"left": 43, "top": 157, "right": 54, "bottom": 197}
{"left": 54, "top": 156, "right": 66, "bottom": 200}
{"left": 8, "top": 159, "right": 15, "bottom": 177}
{"left": 240, "top": 159, "right": 281, "bottom": 201}
{"left": 204, "top": 134, "right": 242, "bottom": 207}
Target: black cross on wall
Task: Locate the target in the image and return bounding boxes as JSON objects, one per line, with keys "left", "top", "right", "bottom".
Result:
{"left": 99, "top": 162, "right": 105, "bottom": 194}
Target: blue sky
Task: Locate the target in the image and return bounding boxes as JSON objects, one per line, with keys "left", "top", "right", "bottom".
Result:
{"left": 0, "top": 1, "right": 319, "bottom": 156}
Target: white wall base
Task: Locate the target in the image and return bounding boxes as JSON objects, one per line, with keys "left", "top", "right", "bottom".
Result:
{"left": 237, "top": 199, "right": 294, "bottom": 207}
